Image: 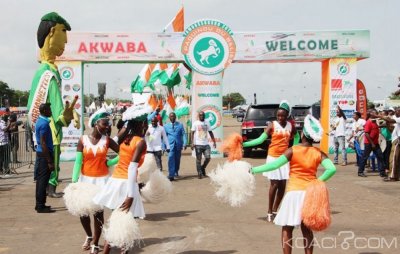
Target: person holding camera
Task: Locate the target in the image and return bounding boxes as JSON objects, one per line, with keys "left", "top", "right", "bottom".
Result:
{"left": 34, "top": 103, "right": 55, "bottom": 213}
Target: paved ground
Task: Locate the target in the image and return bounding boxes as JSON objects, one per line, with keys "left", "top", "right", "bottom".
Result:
{"left": 1, "top": 116, "right": 400, "bottom": 254}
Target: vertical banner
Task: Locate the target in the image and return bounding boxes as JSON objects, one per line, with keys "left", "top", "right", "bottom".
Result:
{"left": 57, "top": 61, "right": 84, "bottom": 161}
{"left": 191, "top": 72, "right": 223, "bottom": 157}
{"left": 356, "top": 79, "right": 368, "bottom": 119}
{"left": 182, "top": 20, "right": 236, "bottom": 158}
{"left": 328, "top": 58, "right": 357, "bottom": 154}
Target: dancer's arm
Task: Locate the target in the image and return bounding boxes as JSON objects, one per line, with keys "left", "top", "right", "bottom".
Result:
{"left": 318, "top": 152, "right": 337, "bottom": 181}
{"left": 251, "top": 148, "right": 293, "bottom": 174}
{"left": 243, "top": 123, "right": 272, "bottom": 148}
{"left": 121, "top": 140, "right": 146, "bottom": 212}
{"left": 243, "top": 132, "right": 268, "bottom": 148}
{"left": 72, "top": 138, "right": 83, "bottom": 183}
{"left": 106, "top": 137, "right": 120, "bottom": 167}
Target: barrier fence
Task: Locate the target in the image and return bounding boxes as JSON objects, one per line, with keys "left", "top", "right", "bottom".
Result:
{"left": 1, "top": 130, "right": 34, "bottom": 176}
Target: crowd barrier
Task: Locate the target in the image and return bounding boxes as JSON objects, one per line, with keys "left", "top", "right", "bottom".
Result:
{"left": 1, "top": 130, "right": 34, "bottom": 176}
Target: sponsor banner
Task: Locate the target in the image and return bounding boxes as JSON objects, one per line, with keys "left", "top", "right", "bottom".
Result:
{"left": 57, "top": 61, "right": 84, "bottom": 161}
{"left": 54, "top": 32, "right": 183, "bottom": 62}
{"left": 356, "top": 79, "right": 368, "bottom": 119}
{"left": 191, "top": 72, "right": 223, "bottom": 158}
{"left": 328, "top": 58, "right": 357, "bottom": 154}
{"left": 233, "top": 30, "right": 369, "bottom": 62}
{"left": 52, "top": 30, "right": 369, "bottom": 63}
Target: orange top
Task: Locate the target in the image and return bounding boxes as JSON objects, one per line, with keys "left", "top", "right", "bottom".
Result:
{"left": 286, "top": 146, "right": 322, "bottom": 192}
{"left": 112, "top": 136, "right": 146, "bottom": 179}
{"left": 268, "top": 121, "right": 292, "bottom": 157}
{"left": 82, "top": 135, "right": 109, "bottom": 177}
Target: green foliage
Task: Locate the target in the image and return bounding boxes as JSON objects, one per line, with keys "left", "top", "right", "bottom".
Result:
{"left": 223, "top": 92, "right": 246, "bottom": 108}
{"left": 0, "top": 80, "right": 29, "bottom": 107}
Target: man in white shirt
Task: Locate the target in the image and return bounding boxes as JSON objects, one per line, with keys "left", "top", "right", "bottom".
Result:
{"left": 0, "top": 116, "right": 11, "bottom": 175}
{"left": 347, "top": 111, "right": 366, "bottom": 166}
{"left": 145, "top": 117, "right": 169, "bottom": 171}
{"left": 332, "top": 106, "right": 347, "bottom": 166}
{"left": 191, "top": 111, "right": 216, "bottom": 179}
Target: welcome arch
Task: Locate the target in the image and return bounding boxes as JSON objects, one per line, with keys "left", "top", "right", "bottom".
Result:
{"left": 55, "top": 23, "right": 370, "bottom": 159}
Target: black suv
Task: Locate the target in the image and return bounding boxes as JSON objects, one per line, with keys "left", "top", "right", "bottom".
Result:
{"left": 238, "top": 104, "right": 279, "bottom": 157}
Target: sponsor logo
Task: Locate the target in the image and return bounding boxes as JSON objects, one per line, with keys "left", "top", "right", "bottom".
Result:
{"left": 182, "top": 20, "right": 236, "bottom": 75}
{"left": 197, "top": 104, "right": 222, "bottom": 130}
{"left": 60, "top": 67, "right": 74, "bottom": 80}
{"left": 337, "top": 62, "right": 350, "bottom": 76}
{"left": 331, "top": 79, "right": 342, "bottom": 90}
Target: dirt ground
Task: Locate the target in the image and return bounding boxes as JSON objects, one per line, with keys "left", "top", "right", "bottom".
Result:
{"left": 1, "top": 116, "right": 400, "bottom": 254}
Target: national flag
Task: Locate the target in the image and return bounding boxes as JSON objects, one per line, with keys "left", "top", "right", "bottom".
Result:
{"left": 167, "top": 90, "right": 176, "bottom": 109}
{"left": 163, "top": 7, "right": 184, "bottom": 32}
{"left": 131, "top": 64, "right": 155, "bottom": 93}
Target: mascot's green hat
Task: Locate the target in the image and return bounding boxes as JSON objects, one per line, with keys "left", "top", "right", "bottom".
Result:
{"left": 41, "top": 12, "right": 71, "bottom": 31}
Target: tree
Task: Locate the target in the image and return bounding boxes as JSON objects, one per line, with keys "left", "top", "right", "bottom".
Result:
{"left": 223, "top": 93, "right": 246, "bottom": 109}
{"left": 0, "top": 80, "right": 29, "bottom": 107}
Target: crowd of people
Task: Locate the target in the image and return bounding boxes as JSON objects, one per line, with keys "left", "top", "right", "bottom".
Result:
{"left": 334, "top": 106, "right": 400, "bottom": 181}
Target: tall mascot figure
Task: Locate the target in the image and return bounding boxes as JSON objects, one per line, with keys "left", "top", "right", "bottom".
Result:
{"left": 27, "top": 12, "right": 80, "bottom": 198}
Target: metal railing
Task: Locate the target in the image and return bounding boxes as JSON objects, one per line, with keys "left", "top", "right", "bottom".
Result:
{"left": 1, "top": 130, "right": 34, "bottom": 176}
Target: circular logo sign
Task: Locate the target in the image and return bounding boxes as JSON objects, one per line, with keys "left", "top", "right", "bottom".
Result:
{"left": 182, "top": 20, "right": 236, "bottom": 75}
{"left": 337, "top": 62, "right": 350, "bottom": 76}
{"left": 60, "top": 67, "right": 74, "bottom": 80}
{"left": 198, "top": 104, "right": 222, "bottom": 130}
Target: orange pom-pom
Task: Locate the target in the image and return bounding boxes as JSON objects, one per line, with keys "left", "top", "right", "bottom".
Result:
{"left": 301, "top": 180, "right": 331, "bottom": 231}
{"left": 220, "top": 133, "right": 243, "bottom": 162}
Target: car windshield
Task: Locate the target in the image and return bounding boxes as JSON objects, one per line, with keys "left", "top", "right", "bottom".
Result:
{"left": 292, "top": 108, "right": 310, "bottom": 117}
{"left": 246, "top": 107, "right": 276, "bottom": 120}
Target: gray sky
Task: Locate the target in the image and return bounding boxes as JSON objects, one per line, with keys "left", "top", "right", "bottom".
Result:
{"left": 1, "top": 0, "right": 399, "bottom": 105}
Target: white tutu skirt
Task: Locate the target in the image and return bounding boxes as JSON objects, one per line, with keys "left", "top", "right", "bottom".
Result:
{"left": 274, "top": 190, "right": 306, "bottom": 227}
{"left": 79, "top": 175, "right": 109, "bottom": 188}
{"left": 263, "top": 155, "right": 289, "bottom": 180}
{"left": 93, "top": 177, "right": 145, "bottom": 218}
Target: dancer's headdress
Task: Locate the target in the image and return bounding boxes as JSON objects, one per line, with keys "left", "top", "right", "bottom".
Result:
{"left": 279, "top": 100, "right": 291, "bottom": 115}
{"left": 88, "top": 107, "right": 110, "bottom": 128}
{"left": 122, "top": 103, "right": 152, "bottom": 122}
{"left": 302, "top": 114, "right": 323, "bottom": 142}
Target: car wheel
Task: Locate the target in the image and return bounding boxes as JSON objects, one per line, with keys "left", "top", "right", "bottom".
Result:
{"left": 243, "top": 148, "right": 252, "bottom": 158}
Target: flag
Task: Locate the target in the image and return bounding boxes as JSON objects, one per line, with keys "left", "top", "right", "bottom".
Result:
{"left": 131, "top": 7, "right": 186, "bottom": 94}
{"left": 179, "top": 64, "right": 192, "bottom": 89}
{"left": 163, "top": 7, "right": 184, "bottom": 32}
{"left": 161, "top": 64, "right": 181, "bottom": 88}
{"left": 148, "top": 94, "right": 158, "bottom": 110}
{"left": 167, "top": 90, "right": 176, "bottom": 109}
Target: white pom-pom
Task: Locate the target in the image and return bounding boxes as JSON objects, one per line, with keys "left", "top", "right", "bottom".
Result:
{"left": 209, "top": 160, "right": 255, "bottom": 207}
{"left": 141, "top": 170, "right": 172, "bottom": 203}
{"left": 137, "top": 153, "right": 157, "bottom": 183}
{"left": 103, "top": 209, "right": 142, "bottom": 249}
{"left": 63, "top": 182, "right": 103, "bottom": 216}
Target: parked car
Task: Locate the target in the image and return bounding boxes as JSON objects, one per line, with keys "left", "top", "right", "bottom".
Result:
{"left": 237, "top": 104, "right": 279, "bottom": 157}
{"left": 232, "top": 104, "right": 248, "bottom": 118}
{"left": 291, "top": 105, "right": 312, "bottom": 132}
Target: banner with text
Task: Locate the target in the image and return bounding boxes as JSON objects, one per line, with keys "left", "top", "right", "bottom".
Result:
{"left": 57, "top": 61, "right": 84, "bottom": 161}
{"left": 53, "top": 30, "right": 369, "bottom": 63}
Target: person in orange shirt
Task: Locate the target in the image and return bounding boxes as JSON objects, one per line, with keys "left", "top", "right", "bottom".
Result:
{"left": 243, "top": 100, "right": 294, "bottom": 222}
{"left": 252, "top": 115, "right": 336, "bottom": 254}
{"left": 93, "top": 103, "right": 151, "bottom": 254}
{"left": 71, "top": 108, "right": 119, "bottom": 254}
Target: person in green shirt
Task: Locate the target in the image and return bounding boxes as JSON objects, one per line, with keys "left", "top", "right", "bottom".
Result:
{"left": 27, "top": 12, "right": 79, "bottom": 198}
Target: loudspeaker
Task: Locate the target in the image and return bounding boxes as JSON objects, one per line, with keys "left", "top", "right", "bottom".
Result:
{"left": 98, "top": 83, "right": 106, "bottom": 96}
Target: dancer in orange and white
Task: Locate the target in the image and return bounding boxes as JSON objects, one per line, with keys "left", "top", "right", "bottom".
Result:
{"left": 71, "top": 108, "right": 119, "bottom": 254}
{"left": 243, "top": 100, "right": 294, "bottom": 221}
{"left": 252, "top": 115, "right": 337, "bottom": 254}
{"left": 93, "top": 103, "right": 151, "bottom": 254}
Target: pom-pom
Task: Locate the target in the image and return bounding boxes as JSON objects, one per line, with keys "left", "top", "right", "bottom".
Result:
{"left": 137, "top": 153, "right": 157, "bottom": 183}
{"left": 221, "top": 133, "right": 243, "bottom": 162}
{"left": 209, "top": 161, "right": 255, "bottom": 207}
{"left": 301, "top": 180, "right": 331, "bottom": 231}
{"left": 63, "top": 182, "right": 103, "bottom": 216}
{"left": 141, "top": 170, "right": 172, "bottom": 203}
{"left": 103, "top": 209, "right": 142, "bottom": 249}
